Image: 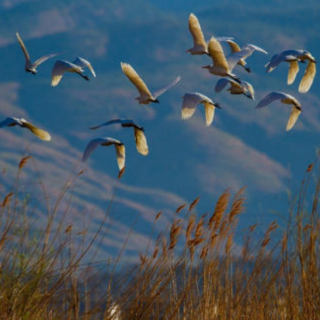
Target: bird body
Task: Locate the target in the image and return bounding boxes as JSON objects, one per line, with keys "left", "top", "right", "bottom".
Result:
{"left": 181, "top": 92, "right": 221, "bottom": 126}
{"left": 265, "top": 49, "right": 316, "bottom": 93}
{"left": 51, "top": 57, "right": 96, "bottom": 86}
{"left": 215, "top": 78, "right": 255, "bottom": 99}
{"left": 16, "top": 32, "right": 58, "bottom": 74}
{"left": 0, "top": 117, "right": 51, "bottom": 141}
{"left": 202, "top": 37, "right": 248, "bottom": 82}
{"left": 121, "top": 62, "right": 180, "bottom": 104}
{"left": 82, "top": 137, "right": 125, "bottom": 173}
{"left": 256, "top": 92, "right": 302, "bottom": 131}
{"left": 90, "top": 119, "right": 148, "bottom": 155}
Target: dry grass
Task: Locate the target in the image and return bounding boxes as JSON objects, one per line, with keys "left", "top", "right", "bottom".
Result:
{"left": 0, "top": 157, "right": 320, "bottom": 319}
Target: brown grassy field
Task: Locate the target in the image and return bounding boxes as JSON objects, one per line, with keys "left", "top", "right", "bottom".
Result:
{"left": 0, "top": 156, "right": 319, "bottom": 319}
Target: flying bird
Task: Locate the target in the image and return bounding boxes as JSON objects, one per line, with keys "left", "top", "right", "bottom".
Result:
{"left": 82, "top": 137, "right": 125, "bottom": 174}
{"left": 225, "top": 40, "right": 268, "bottom": 72}
{"left": 51, "top": 57, "right": 96, "bottom": 86}
{"left": 215, "top": 78, "right": 255, "bottom": 100}
{"left": 181, "top": 92, "right": 221, "bottom": 126}
{"left": 186, "top": 13, "right": 233, "bottom": 55}
{"left": 265, "top": 49, "right": 316, "bottom": 93}
{"left": 89, "top": 119, "right": 148, "bottom": 156}
{"left": 16, "top": 32, "right": 58, "bottom": 75}
{"left": 202, "top": 37, "right": 250, "bottom": 82}
{"left": 256, "top": 92, "right": 302, "bottom": 131}
{"left": 0, "top": 117, "right": 51, "bottom": 141}
{"left": 120, "top": 62, "right": 181, "bottom": 104}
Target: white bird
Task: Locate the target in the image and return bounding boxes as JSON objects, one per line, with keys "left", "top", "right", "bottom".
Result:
{"left": 225, "top": 40, "right": 268, "bottom": 72}
{"left": 89, "top": 119, "right": 148, "bottom": 156}
{"left": 51, "top": 57, "right": 96, "bottom": 86}
{"left": 256, "top": 92, "right": 302, "bottom": 131}
{"left": 186, "top": 13, "right": 233, "bottom": 55}
{"left": 202, "top": 37, "right": 250, "bottom": 82}
{"left": 181, "top": 92, "right": 221, "bottom": 126}
{"left": 120, "top": 62, "right": 181, "bottom": 105}
{"left": 0, "top": 117, "right": 51, "bottom": 141}
{"left": 16, "top": 32, "right": 58, "bottom": 75}
{"left": 215, "top": 78, "right": 255, "bottom": 100}
{"left": 265, "top": 49, "right": 316, "bottom": 93}
{"left": 82, "top": 137, "right": 125, "bottom": 174}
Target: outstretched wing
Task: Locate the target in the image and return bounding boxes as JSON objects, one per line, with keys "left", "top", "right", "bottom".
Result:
{"left": 226, "top": 40, "right": 241, "bottom": 53}
{"left": 204, "top": 102, "right": 215, "bottom": 126}
{"left": 286, "top": 106, "right": 301, "bottom": 131}
{"left": 73, "top": 57, "right": 96, "bottom": 77}
{"left": 16, "top": 32, "right": 30, "bottom": 63}
{"left": 215, "top": 78, "right": 231, "bottom": 92}
{"left": 90, "top": 119, "right": 134, "bottom": 130}
{"left": 51, "top": 60, "right": 82, "bottom": 87}
{"left": 208, "top": 37, "right": 229, "bottom": 71}
{"left": 0, "top": 117, "right": 21, "bottom": 128}
{"left": 121, "top": 62, "right": 153, "bottom": 100}
{"left": 133, "top": 127, "right": 148, "bottom": 156}
{"left": 153, "top": 76, "right": 181, "bottom": 99}
{"left": 82, "top": 138, "right": 106, "bottom": 162}
{"left": 227, "top": 47, "right": 254, "bottom": 71}
{"left": 256, "top": 92, "right": 289, "bottom": 109}
{"left": 188, "top": 13, "right": 207, "bottom": 50}
{"left": 242, "top": 81, "right": 255, "bottom": 100}
{"left": 22, "top": 121, "right": 51, "bottom": 141}
{"left": 246, "top": 44, "right": 268, "bottom": 55}
{"left": 33, "top": 53, "right": 59, "bottom": 68}
{"left": 182, "top": 93, "right": 206, "bottom": 120}
{"left": 113, "top": 143, "right": 126, "bottom": 171}
{"left": 287, "top": 61, "right": 299, "bottom": 85}
{"left": 299, "top": 61, "right": 316, "bottom": 93}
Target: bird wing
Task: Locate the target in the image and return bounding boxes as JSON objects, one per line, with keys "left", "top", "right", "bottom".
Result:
{"left": 153, "top": 76, "right": 181, "bottom": 99}
{"left": 33, "top": 53, "right": 59, "bottom": 68}
{"left": 51, "top": 60, "right": 82, "bottom": 87}
{"left": 227, "top": 47, "right": 254, "bottom": 71}
{"left": 256, "top": 92, "right": 289, "bottom": 109}
{"left": 287, "top": 61, "right": 299, "bottom": 85}
{"left": 73, "top": 57, "right": 96, "bottom": 77}
{"left": 286, "top": 106, "right": 301, "bottom": 131}
{"left": 82, "top": 138, "right": 108, "bottom": 162}
{"left": 133, "top": 127, "right": 149, "bottom": 156}
{"left": 89, "top": 119, "right": 134, "bottom": 130}
{"left": 182, "top": 93, "right": 206, "bottom": 120}
{"left": 113, "top": 143, "right": 126, "bottom": 171}
{"left": 215, "top": 78, "right": 231, "bottom": 92}
{"left": 226, "top": 40, "right": 241, "bottom": 53}
{"left": 299, "top": 61, "right": 316, "bottom": 93}
{"left": 204, "top": 102, "right": 215, "bottom": 126}
{"left": 188, "top": 13, "right": 207, "bottom": 50}
{"left": 207, "top": 37, "right": 229, "bottom": 71}
{"left": 246, "top": 44, "right": 268, "bottom": 55}
{"left": 0, "top": 117, "right": 21, "bottom": 128}
{"left": 121, "top": 62, "right": 153, "bottom": 100}
{"left": 21, "top": 120, "right": 51, "bottom": 141}
{"left": 16, "top": 32, "right": 31, "bottom": 63}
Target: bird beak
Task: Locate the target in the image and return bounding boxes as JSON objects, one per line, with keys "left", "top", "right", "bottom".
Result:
{"left": 201, "top": 65, "right": 210, "bottom": 69}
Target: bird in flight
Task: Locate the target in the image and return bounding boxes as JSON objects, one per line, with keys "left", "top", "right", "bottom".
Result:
{"left": 215, "top": 78, "right": 255, "bottom": 100}
{"left": 181, "top": 92, "right": 221, "bottom": 126}
{"left": 202, "top": 36, "right": 251, "bottom": 82}
{"left": 224, "top": 40, "right": 268, "bottom": 72}
{"left": 265, "top": 49, "right": 316, "bottom": 93}
{"left": 51, "top": 57, "right": 96, "bottom": 86}
{"left": 0, "top": 117, "right": 51, "bottom": 141}
{"left": 256, "top": 91, "right": 302, "bottom": 131}
{"left": 82, "top": 137, "right": 126, "bottom": 178}
{"left": 89, "top": 119, "right": 148, "bottom": 156}
{"left": 16, "top": 32, "right": 58, "bottom": 75}
{"left": 121, "top": 62, "right": 181, "bottom": 104}
{"left": 186, "top": 13, "right": 233, "bottom": 55}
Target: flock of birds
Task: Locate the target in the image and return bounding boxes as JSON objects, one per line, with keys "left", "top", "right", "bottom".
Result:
{"left": 0, "top": 13, "right": 317, "bottom": 178}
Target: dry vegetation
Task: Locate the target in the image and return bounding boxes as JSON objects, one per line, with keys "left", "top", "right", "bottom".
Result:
{"left": 0, "top": 156, "right": 320, "bottom": 319}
